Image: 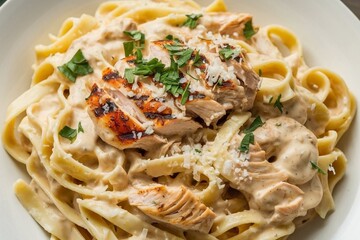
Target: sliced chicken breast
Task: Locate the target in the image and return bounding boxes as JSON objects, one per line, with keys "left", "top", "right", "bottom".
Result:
{"left": 128, "top": 185, "right": 216, "bottom": 233}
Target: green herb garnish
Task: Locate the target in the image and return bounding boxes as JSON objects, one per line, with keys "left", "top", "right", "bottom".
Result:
{"left": 181, "top": 82, "right": 191, "bottom": 105}
{"left": 182, "top": 14, "right": 203, "bottom": 29}
{"left": 177, "top": 48, "right": 193, "bottom": 67}
{"left": 164, "top": 44, "right": 194, "bottom": 67}
{"left": 239, "top": 116, "right": 264, "bottom": 153}
{"left": 243, "top": 20, "right": 257, "bottom": 39}
{"left": 268, "top": 96, "right": 274, "bottom": 104}
{"left": 219, "top": 45, "right": 240, "bottom": 61}
{"left": 123, "top": 30, "right": 145, "bottom": 46}
{"left": 124, "top": 68, "right": 135, "bottom": 83}
{"left": 273, "top": 94, "right": 283, "bottom": 113}
{"left": 58, "top": 49, "right": 93, "bottom": 82}
{"left": 244, "top": 116, "right": 264, "bottom": 133}
{"left": 133, "top": 58, "right": 165, "bottom": 76}
{"left": 193, "top": 51, "right": 202, "bottom": 66}
{"left": 59, "top": 126, "right": 78, "bottom": 143}
{"left": 123, "top": 30, "right": 145, "bottom": 57}
{"left": 310, "top": 161, "right": 326, "bottom": 175}
{"left": 59, "top": 122, "right": 85, "bottom": 143}
{"left": 239, "top": 132, "right": 255, "bottom": 153}
{"left": 123, "top": 41, "right": 135, "bottom": 57}
{"left": 258, "top": 69, "right": 262, "bottom": 77}
{"left": 78, "top": 122, "right": 84, "bottom": 133}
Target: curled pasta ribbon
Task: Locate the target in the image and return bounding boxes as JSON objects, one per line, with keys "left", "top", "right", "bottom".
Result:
{"left": 14, "top": 180, "right": 86, "bottom": 240}
{"left": 251, "top": 59, "right": 295, "bottom": 102}
{"left": 26, "top": 150, "right": 86, "bottom": 228}
{"left": 35, "top": 14, "right": 98, "bottom": 63}
{"left": 2, "top": 79, "right": 59, "bottom": 164}
{"left": 316, "top": 149, "right": 347, "bottom": 218}
{"left": 211, "top": 210, "right": 295, "bottom": 240}
{"left": 253, "top": 25, "right": 307, "bottom": 76}
{"left": 300, "top": 67, "right": 356, "bottom": 141}
{"left": 317, "top": 130, "right": 337, "bottom": 155}
{"left": 96, "top": 0, "right": 201, "bottom": 23}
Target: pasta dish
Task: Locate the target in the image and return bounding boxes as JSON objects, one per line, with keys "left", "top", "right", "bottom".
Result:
{"left": 2, "top": 0, "right": 356, "bottom": 239}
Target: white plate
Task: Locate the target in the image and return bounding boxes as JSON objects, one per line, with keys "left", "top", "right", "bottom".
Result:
{"left": 0, "top": 0, "right": 359, "bottom": 239}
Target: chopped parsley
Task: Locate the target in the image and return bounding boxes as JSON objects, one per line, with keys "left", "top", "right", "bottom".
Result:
{"left": 243, "top": 20, "right": 257, "bottom": 39}
{"left": 195, "top": 149, "right": 202, "bottom": 153}
{"left": 268, "top": 96, "right": 274, "bottom": 104}
{"left": 182, "top": 13, "right": 203, "bottom": 29}
{"left": 239, "top": 116, "right": 264, "bottom": 153}
{"left": 59, "top": 122, "right": 84, "bottom": 143}
{"left": 132, "top": 58, "right": 165, "bottom": 76}
{"left": 124, "top": 68, "right": 135, "bottom": 83}
{"left": 310, "top": 161, "right": 326, "bottom": 175}
{"left": 123, "top": 41, "right": 135, "bottom": 57}
{"left": 164, "top": 43, "right": 194, "bottom": 67}
{"left": 239, "top": 132, "right": 255, "bottom": 153}
{"left": 58, "top": 49, "right": 93, "bottom": 82}
{"left": 181, "top": 82, "right": 191, "bottom": 105}
{"left": 123, "top": 30, "right": 145, "bottom": 57}
{"left": 258, "top": 69, "right": 262, "bottom": 77}
{"left": 219, "top": 45, "right": 240, "bottom": 61}
{"left": 193, "top": 51, "right": 202, "bottom": 66}
{"left": 177, "top": 48, "right": 193, "bottom": 67}
{"left": 273, "top": 94, "right": 283, "bottom": 113}
{"left": 244, "top": 116, "right": 264, "bottom": 133}
{"left": 78, "top": 122, "right": 84, "bottom": 133}
{"left": 165, "top": 34, "right": 180, "bottom": 42}
{"left": 123, "top": 30, "right": 145, "bottom": 46}
{"left": 124, "top": 56, "right": 189, "bottom": 105}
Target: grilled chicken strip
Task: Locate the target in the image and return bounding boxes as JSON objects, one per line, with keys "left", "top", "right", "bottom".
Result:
{"left": 128, "top": 185, "right": 216, "bottom": 233}
{"left": 100, "top": 67, "right": 202, "bottom": 136}
{"left": 199, "top": 13, "right": 253, "bottom": 38}
{"left": 86, "top": 84, "right": 166, "bottom": 150}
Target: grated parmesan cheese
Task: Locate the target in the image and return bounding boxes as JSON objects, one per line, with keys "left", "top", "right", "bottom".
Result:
{"left": 328, "top": 164, "right": 336, "bottom": 175}
{"left": 205, "top": 58, "right": 236, "bottom": 86}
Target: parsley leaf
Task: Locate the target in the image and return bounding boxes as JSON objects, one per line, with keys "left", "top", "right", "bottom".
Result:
{"left": 181, "top": 82, "right": 191, "bottom": 105}
{"left": 193, "top": 51, "right": 202, "bottom": 66}
{"left": 258, "top": 69, "right": 262, "bottom": 77}
{"left": 78, "top": 122, "right": 84, "bottom": 133}
{"left": 165, "top": 34, "right": 181, "bottom": 42}
{"left": 123, "top": 31, "right": 145, "bottom": 57}
{"left": 124, "top": 68, "right": 135, "bottom": 83}
{"left": 268, "top": 96, "right": 274, "bottom": 104}
{"left": 243, "top": 20, "right": 257, "bottom": 39}
{"left": 59, "top": 126, "right": 78, "bottom": 143}
{"left": 239, "top": 132, "right": 255, "bottom": 153}
{"left": 219, "top": 45, "right": 240, "bottom": 61}
{"left": 182, "top": 14, "right": 203, "bottom": 29}
{"left": 310, "top": 161, "right": 326, "bottom": 175}
{"left": 177, "top": 48, "right": 193, "bottom": 67}
{"left": 164, "top": 44, "right": 194, "bottom": 67}
{"left": 239, "top": 116, "right": 263, "bottom": 153}
{"left": 244, "top": 116, "right": 264, "bottom": 133}
{"left": 133, "top": 58, "right": 165, "bottom": 76}
{"left": 273, "top": 94, "right": 283, "bottom": 113}
{"left": 59, "top": 122, "right": 85, "bottom": 143}
{"left": 58, "top": 49, "right": 93, "bottom": 82}
{"left": 123, "top": 41, "right": 135, "bottom": 57}
{"left": 123, "top": 30, "right": 145, "bottom": 46}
